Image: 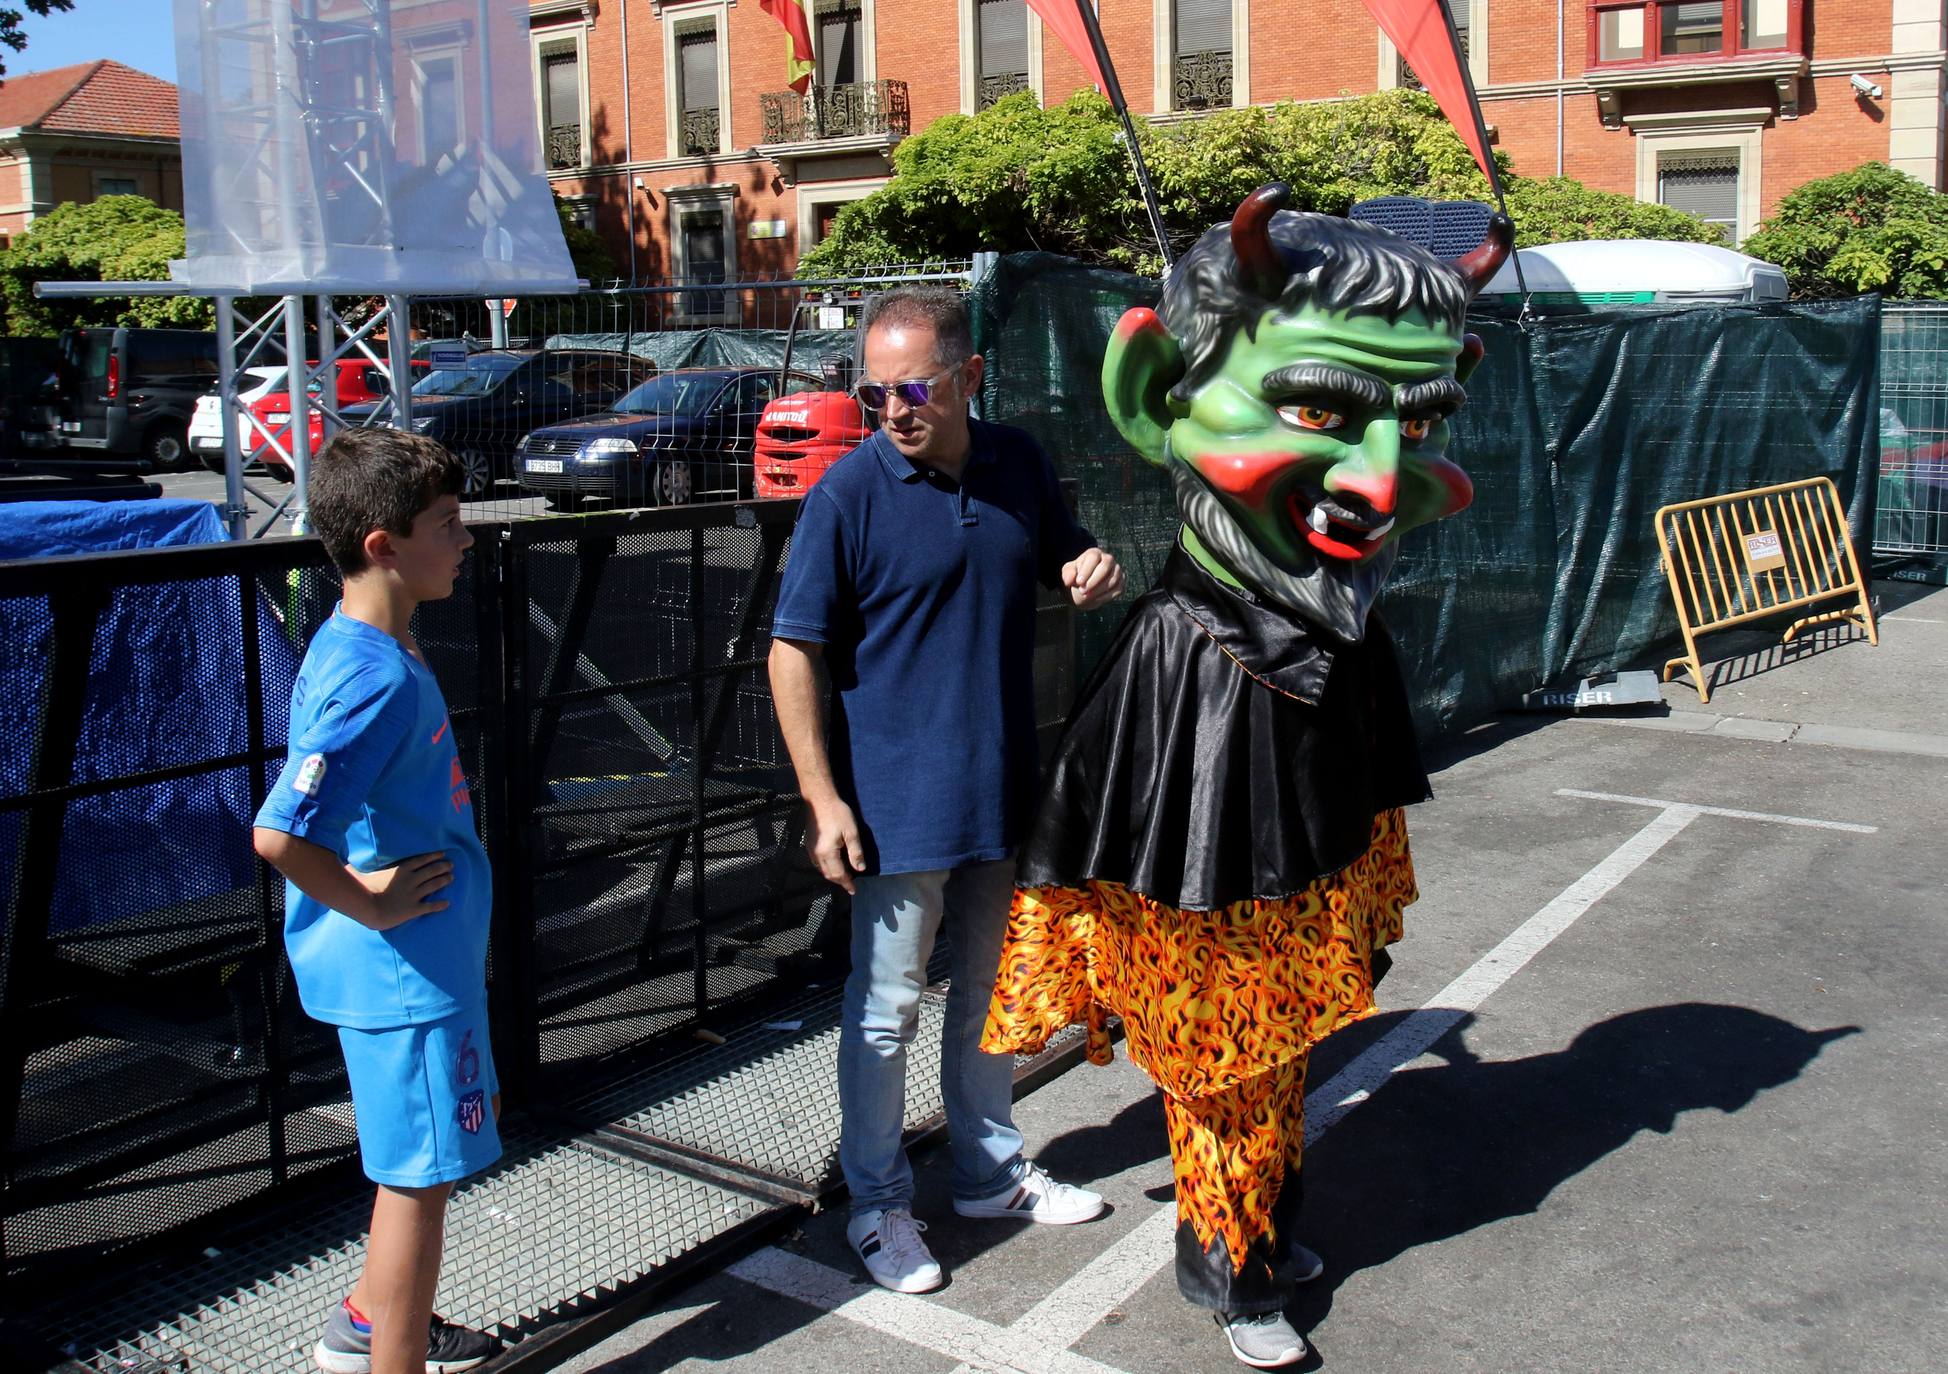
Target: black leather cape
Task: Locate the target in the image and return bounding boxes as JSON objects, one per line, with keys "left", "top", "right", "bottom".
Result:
{"left": 1016, "top": 542, "right": 1432, "bottom": 910}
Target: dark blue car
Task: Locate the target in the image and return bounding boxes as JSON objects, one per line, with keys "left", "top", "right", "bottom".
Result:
{"left": 516, "top": 367, "right": 820, "bottom": 508}
{"left": 345, "top": 348, "right": 651, "bottom": 497}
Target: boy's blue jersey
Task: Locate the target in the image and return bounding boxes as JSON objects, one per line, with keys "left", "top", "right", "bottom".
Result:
{"left": 254, "top": 609, "right": 491, "bottom": 1029}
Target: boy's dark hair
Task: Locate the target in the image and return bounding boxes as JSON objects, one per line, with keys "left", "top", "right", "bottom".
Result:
{"left": 1159, "top": 210, "right": 1470, "bottom": 404}
{"left": 857, "top": 285, "right": 975, "bottom": 368}
{"left": 309, "top": 428, "right": 463, "bottom": 576}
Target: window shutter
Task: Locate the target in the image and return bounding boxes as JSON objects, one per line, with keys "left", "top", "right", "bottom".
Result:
{"left": 1174, "top": 0, "right": 1231, "bottom": 57}
{"left": 543, "top": 51, "right": 578, "bottom": 127}
{"left": 680, "top": 30, "right": 718, "bottom": 111}
{"left": 1659, "top": 152, "right": 1739, "bottom": 228}
{"left": 817, "top": 2, "right": 860, "bottom": 87}
{"left": 979, "top": 0, "right": 1029, "bottom": 78}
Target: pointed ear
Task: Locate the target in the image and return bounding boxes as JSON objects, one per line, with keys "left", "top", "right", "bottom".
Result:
{"left": 1102, "top": 307, "right": 1184, "bottom": 464}
{"left": 1456, "top": 333, "right": 1486, "bottom": 384}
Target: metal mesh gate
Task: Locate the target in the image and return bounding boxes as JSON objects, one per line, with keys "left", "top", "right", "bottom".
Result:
{"left": 1877, "top": 303, "right": 1948, "bottom": 562}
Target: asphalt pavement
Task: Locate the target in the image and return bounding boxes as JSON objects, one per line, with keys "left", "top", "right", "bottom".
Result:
{"left": 550, "top": 578, "right": 1948, "bottom": 1374}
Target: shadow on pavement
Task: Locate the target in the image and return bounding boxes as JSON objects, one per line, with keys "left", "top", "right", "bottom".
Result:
{"left": 1291, "top": 1002, "right": 1857, "bottom": 1333}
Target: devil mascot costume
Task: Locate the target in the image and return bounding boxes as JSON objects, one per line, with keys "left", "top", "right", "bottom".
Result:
{"left": 980, "top": 184, "right": 1512, "bottom": 1368}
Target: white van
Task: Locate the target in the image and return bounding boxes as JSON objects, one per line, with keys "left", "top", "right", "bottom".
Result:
{"left": 1478, "top": 239, "right": 1790, "bottom": 306}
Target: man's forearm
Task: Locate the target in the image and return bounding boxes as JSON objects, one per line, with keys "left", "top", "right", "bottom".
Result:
{"left": 767, "top": 640, "right": 842, "bottom": 810}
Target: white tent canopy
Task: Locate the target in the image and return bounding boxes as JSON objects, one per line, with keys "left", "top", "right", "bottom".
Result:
{"left": 169, "top": 0, "right": 580, "bottom": 295}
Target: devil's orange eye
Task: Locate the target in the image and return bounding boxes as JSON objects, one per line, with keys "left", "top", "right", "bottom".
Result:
{"left": 1278, "top": 404, "right": 1345, "bottom": 431}
{"left": 1401, "top": 417, "right": 1433, "bottom": 441}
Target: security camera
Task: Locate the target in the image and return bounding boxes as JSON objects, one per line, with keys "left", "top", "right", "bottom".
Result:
{"left": 1851, "top": 74, "right": 1883, "bottom": 99}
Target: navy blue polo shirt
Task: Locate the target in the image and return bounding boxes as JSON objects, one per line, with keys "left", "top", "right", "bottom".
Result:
{"left": 771, "top": 419, "right": 1095, "bottom": 875}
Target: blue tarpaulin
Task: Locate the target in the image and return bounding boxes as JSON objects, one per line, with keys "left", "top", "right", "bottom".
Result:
{"left": 0, "top": 500, "right": 301, "bottom": 931}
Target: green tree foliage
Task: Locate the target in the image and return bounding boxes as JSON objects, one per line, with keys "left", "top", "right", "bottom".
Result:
{"left": 0, "top": 195, "right": 210, "bottom": 333}
{"left": 0, "top": 0, "right": 76, "bottom": 77}
{"left": 801, "top": 89, "right": 1721, "bottom": 277}
{"left": 1741, "top": 162, "right": 1948, "bottom": 300}
{"left": 556, "top": 193, "right": 618, "bottom": 285}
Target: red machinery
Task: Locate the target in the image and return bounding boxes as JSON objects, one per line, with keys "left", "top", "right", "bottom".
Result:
{"left": 754, "top": 389, "right": 872, "bottom": 499}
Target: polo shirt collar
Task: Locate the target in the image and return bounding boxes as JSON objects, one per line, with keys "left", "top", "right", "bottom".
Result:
{"left": 870, "top": 418, "right": 990, "bottom": 483}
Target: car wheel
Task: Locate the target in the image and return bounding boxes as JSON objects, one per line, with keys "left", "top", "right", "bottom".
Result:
{"left": 457, "top": 447, "right": 495, "bottom": 498}
{"left": 201, "top": 450, "right": 227, "bottom": 474}
{"left": 650, "top": 458, "right": 693, "bottom": 507}
{"left": 143, "top": 423, "right": 191, "bottom": 471}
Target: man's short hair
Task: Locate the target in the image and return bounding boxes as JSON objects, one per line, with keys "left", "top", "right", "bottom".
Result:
{"left": 309, "top": 428, "right": 463, "bottom": 576}
{"left": 857, "top": 285, "right": 975, "bottom": 369}
{"left": 1160, "top": 211, "right": 1470, "bottom": 403}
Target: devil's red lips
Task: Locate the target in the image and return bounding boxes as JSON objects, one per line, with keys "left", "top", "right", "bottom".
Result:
{"left": 1288, "top": 492, "right": 1395, "bottom": 561}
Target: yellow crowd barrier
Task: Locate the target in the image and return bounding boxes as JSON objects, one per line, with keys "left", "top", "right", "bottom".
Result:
{"left": 1654, "top": 476, "right": 1877, "bottom": 703}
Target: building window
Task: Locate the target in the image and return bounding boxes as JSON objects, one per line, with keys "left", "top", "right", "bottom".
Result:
{"left": 1591, "top": 0, "right": 1799, "bottom": 66}
{"left": 817, "top": 0, "right": 861, "bottom": 88}
{"left": 538, "top": 39, "right": 584, "bottom": 169}
{"left": 416, "top": 53, "right": 462, "bottom": 162}
{"left": 1172, "top": 0, "right": 1232, "bottom": 111}
{"left": 96, "top": 175, "right": 140, "bottom": 197}
{"left": 677, "top": 23, "right": 723, "bottom": 156}
{"left": 1399, "top": 0, "right": 1468, "bottom": 89}
{"left": 977, "top": 0, "right": 1030, "bottom": 108}
{"left": 1658, "top": 149, "right": 1739, "bottom": 238}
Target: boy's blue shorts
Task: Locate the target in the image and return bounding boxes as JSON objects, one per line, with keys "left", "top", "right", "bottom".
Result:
{"left": 337, "top": 1003, "right": 502, "bottom": 1189}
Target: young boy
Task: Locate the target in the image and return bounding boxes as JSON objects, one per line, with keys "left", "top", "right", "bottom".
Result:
{"left": 253, "top": 429, "right": 502, "bottom": 1374}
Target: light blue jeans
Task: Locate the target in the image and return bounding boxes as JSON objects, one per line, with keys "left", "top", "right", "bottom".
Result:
{"left": 838, "top": 857, "right": 1027, "bottom": 1215}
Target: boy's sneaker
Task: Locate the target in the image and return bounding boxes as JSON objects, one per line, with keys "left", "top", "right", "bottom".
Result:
{"left": 1217, "top": 1310, "right": 1307, "bottom": 1369}
{"left": 846, "top": 1207, "right": 943, "bottom": 1293}
{"left": 314, "top": 1299, "right": 503, "bottom": 1373}
{"left": 953, "top": 1161, "right": 1105, "bottom": 1225}
{"left": 1290, "top": 1241, "right": 1324, "bottom": 1283}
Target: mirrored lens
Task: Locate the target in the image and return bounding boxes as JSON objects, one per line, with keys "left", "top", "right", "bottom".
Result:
{"left": 854, "top": 383, "right": 889, "bottom": 410}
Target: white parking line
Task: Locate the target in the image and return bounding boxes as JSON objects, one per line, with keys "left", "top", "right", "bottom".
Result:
{"left": 725, "top": 1245, "right": 1128, "bottom": 1374}
{"left": 1555, "top": 789, "right": 1877, "bottom": 833}
{"left": 724, "top": 789, "right": 1872, "bottom": 1373}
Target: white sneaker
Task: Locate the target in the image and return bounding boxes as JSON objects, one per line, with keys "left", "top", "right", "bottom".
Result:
{"left": 846, "top": 1207, "right": 943, "bottom": 1293}
{"left": 1218, "top": 1310, "right": 1307, "bottom": 1368}
{"left": 953, "top": 1161, "right": 1105, "bottom": 1224}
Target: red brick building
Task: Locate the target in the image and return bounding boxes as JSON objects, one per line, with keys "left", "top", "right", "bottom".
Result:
{"left": 0, "top": 60, "right": 182, "bottom": 246}
{"left": 535, "top": 0, "right": 1941, "bottom": 283}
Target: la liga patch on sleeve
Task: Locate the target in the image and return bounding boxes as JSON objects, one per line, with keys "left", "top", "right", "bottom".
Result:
{"left": 293, "top": 752, "right": 327, "bottom": 797}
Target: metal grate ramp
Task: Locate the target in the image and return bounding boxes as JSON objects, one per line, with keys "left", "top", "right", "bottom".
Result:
{"left": 24, "top": 970, "right": 1089, "bottom": 1373}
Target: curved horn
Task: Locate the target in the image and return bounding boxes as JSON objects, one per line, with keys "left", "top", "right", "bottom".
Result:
{"left": 1230, "top": 182, "right": 1293, "bottom": 299}
{"left": 1454, "top": 213, "right": 1515, "bottom": 297}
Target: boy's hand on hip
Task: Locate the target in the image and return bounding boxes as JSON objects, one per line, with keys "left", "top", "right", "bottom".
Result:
{"left": 806, "top": 799, "right": 867, "bottom": 895}
{"left": 352, "top": 851, "right": 453, "bottom": 929}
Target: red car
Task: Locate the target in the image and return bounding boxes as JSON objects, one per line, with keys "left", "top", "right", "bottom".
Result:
{"left": 254, "top": 358, "right": 409, "bottom": 479}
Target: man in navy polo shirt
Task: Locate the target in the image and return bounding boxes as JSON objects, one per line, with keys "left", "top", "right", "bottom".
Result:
{"left": 768, "top": 286, "right": 1125, "bottom": 1294}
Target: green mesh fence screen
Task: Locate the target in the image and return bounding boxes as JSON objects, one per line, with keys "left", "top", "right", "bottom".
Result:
{"left": 970, "top": 254, "right": 1881, "bottom": 744}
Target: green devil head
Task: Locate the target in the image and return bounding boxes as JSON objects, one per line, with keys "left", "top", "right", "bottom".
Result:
{"left": 1105, "top": 184, "right": 1512, "bottom": 642}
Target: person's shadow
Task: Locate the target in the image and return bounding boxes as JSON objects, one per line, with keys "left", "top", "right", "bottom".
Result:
{"left": 1286, "top": 1002, "right": 1857, "bottom": 1334}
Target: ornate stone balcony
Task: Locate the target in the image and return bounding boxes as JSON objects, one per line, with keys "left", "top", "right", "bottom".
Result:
{"left": 755, "top": 79, "right": 910, "bottom": 186}
{"left": 680, "top": 107, "right": 721, "bottom": 158}
{"left": 979, "top": 71, "right": 1031, "bottom": 110}
{"left": 546, "top": 122, "right": 582, "bottom": 171}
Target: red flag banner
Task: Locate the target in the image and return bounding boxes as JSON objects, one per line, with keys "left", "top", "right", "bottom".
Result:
{"left": 1025, "top": 0, "right": 1109, "bottom": 93}
{"left": 1360, "top": 0, "right": 1495, "bottom": 183}
{"left": 759, "top": 0, "right": 817, "bottom": 93}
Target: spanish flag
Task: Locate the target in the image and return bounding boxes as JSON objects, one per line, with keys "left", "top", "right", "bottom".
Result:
{"left": 760, "top": 0, "right": 817, "bottom": 93}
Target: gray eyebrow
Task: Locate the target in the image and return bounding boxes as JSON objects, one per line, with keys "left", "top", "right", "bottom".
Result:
{"left": 1395, "top": 377, "right": 1467, "bottom": 417}
{"left": 1261, "top": 363, "right": 1390, "bottom": 412}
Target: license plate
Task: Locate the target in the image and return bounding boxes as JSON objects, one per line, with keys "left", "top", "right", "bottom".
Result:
{"left": 193, "top": 435, "right": 222, "bottom": 449}
{"left": 58, "top": 421, "right": 80, "bottom": 432}
{"left": 526, "top": 458, "right": 564, "bottom": 474}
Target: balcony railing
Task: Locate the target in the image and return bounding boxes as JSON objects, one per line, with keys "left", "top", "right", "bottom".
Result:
{"left": 546, "top": 122, "right": 581, "bottom": 170}
{"left": 759, "top": 79, "right": 911, "bottom": 144}
{"left": 1172, "top": 50, "right": 1232, "bottom": 111}
{"left": 979, "top": 71, "right": 1031, "bottom": 110}
{"left": 680, "top": 107, "right": 721, "bottom": 158}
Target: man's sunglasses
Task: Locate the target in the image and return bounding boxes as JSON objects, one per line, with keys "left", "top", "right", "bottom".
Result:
{"left": 853, "top": 364, "right": 961, "bottom": 412}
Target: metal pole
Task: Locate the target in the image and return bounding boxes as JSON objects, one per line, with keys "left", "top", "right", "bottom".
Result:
{"left": 314, "top": 294, "right": 339, "bottom": 456}
{"left": 214, "top": 294, "right": 248, "bottom": 541}
{"left": 1071, "top": 0, "right": 1174, "bottom": 273}
{"left": 385, "top": 293, "right": 415, "bottom": 431}
{"left": 284, "top": 295, "right": 312, "bottom": 534}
